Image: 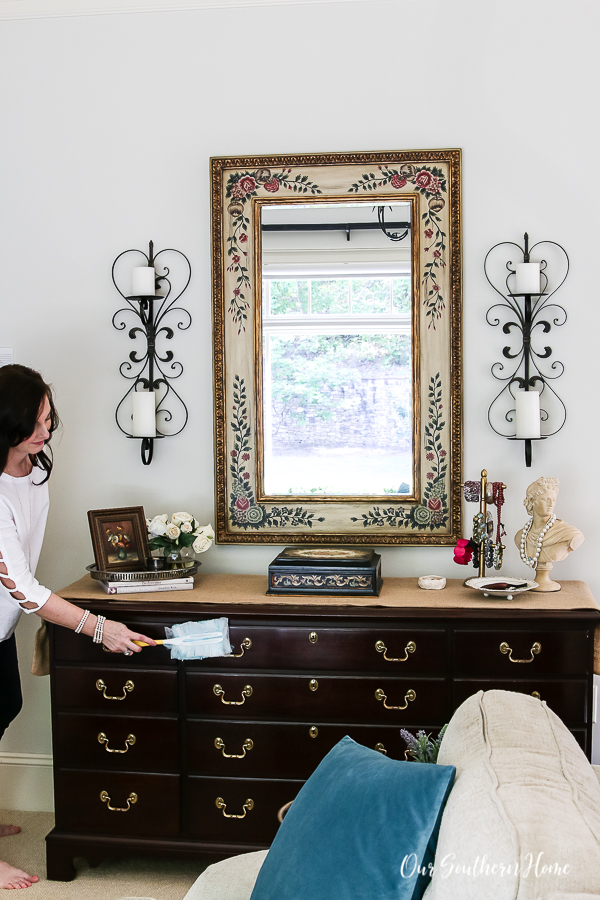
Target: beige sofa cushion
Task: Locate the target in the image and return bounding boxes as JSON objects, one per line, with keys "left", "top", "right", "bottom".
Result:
{"left": 183, "top": 850, "right": 267, "bottom": 900}
{"left": 424, "top": 690, "right": 600, "bottom": 899}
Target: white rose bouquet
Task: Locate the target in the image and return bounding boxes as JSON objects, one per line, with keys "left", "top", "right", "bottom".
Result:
{"left": 146, "top": 512, "right": 215, "bottom": 557}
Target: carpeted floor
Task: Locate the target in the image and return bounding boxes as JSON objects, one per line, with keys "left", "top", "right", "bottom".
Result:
{"left": 0, "top": 810, "right": 206, "bottom": 898}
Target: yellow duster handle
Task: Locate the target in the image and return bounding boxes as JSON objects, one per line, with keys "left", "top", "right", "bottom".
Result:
{"left": 133, "top": 639, "right": 166, "bottom": 647}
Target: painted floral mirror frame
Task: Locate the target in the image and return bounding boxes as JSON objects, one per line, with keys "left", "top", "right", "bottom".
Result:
{"left": 211, "top": 149, "right": 462, "bottom": 545}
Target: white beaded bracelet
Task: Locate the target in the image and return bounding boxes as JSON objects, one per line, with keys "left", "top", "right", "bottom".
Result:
{"left": 75, "top": 609, "right": 90, "bottom": 634}
{"left": 93, "top": 615, "right": 106, "bottom": 644}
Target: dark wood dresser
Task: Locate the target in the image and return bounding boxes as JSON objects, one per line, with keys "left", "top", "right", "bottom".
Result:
{"left": 46, "top": 575, "right": 600, "bottom": 880}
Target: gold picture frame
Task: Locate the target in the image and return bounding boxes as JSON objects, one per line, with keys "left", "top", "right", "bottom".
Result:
{"left": 211, "top": 149, "right": 462, "bottom": 544}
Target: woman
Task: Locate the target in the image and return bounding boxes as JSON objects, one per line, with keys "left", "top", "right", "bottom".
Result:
{"left": 0, "top": 365, "right": 156, "bottom": 889}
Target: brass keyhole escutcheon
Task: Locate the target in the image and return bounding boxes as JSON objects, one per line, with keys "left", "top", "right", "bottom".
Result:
{"left": 309, "top": 726, "right": 319, "bottom": 738}
{"left": 309, "top": 632, "right": 318, "bottom": 643}
{"left": 309, "top": 679, "right": 318, "bottom": 691}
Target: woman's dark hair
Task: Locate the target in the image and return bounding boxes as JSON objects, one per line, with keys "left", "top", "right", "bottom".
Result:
{"left": 0, "top": 365, "right": 60, "bottom": 483}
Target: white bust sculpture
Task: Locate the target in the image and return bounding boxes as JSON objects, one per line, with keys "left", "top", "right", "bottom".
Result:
{"left": 514, "top": 477, "right": 584, "bottom": 592}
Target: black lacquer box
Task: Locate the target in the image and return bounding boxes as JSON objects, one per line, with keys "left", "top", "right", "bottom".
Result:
{"left": 267, "top": 547, "right": 382, "bottom": 597}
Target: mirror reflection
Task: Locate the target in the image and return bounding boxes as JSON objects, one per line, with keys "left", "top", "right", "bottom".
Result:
{"left": 258, "top": 200, "right": 415, "bottom": 499}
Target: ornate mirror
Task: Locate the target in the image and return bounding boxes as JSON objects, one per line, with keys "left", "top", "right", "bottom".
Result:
{"left": 212, "top": 150, "right": 462, "bottom": 544}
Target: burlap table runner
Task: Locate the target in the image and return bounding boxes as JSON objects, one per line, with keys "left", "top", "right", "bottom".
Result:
{"left": 59, "top": 575, "right": 600, "bottom": 674}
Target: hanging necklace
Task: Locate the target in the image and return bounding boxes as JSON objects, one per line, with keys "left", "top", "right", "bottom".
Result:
{"left": 520, "top": 514, "right": 556, "bottom": 568}
{"left": 12, "top": 471, "right": 33, "bottom": 568}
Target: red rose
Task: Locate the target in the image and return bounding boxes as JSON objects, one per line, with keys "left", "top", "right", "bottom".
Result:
{"left": 426, "top": 452, "right": 434, "bottom": 461}
{"left": 433, "top": 284, "right": 440, "bottom": 293}
{"left": 390, "top": 174, "right": 407, "bottom": 189}
{"left": 239, "top": 233, "right": 248, "bottom": 243}
{"left": 453, "top": 538, "right": 474, "bottom": 566}
{"left": 230, "top": 183, "right": 244, "bottom": 200}
{"left": 243, "top": 472, "right": 250, "bottom": 480}
{"left": 264, "top": 178, "right": 280, "bottom": 193}
{"left": 230, "top": 450, "right": 237, "bottom": 457}
{"left": 233, "top": 288, "right": 240, "bottom": 296}
{"left": 424, "top": 229, "right": 433, "bottom": 238}
{"left": 428, "top": 498, "right": 442, "bottom": 510}
{"left": 433, "top": 250, "right": 441, "bottom": 258}
{"left": 232, "top": 255, "right": 240, "bottom": 264}
{"left": 235, "top": 497, "right": 250, "bottom": 511}
{"left": 238, "top": 175, "right": 257, "bottom": 195}
{"left": 242, "top": 452, "right": 250, "bottom": 461}
{"left": 415, "top": 170, "right": 433, "bottom": 189}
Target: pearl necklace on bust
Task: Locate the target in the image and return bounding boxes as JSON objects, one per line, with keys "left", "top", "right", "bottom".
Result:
{"left": 519, "top": 514, "right": 557, "bottom": 568}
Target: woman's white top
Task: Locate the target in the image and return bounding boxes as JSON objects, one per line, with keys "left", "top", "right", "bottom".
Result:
{"left": 0, "top": 467, "right": 51, "bottom": 641}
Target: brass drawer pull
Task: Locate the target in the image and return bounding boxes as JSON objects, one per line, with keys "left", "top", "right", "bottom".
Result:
{"left": 229, "top": 637, "right": 252, "bottom": 658}
{"left": 499, "top": 641, "right": 541, "bottom": 664}
{"left": 215, "top": 797, "right": 254, "bottom": 819}
{"left": 375, "top": 640, "right": 416, "bottom": 662}
{"left": 100, "top": 790, "right": 137, "bottom": 812}
{"left": 213, "top": 684, "right": 253, "bottom": 705}
{"left": 375, "top": 742, "right": 387, "bottom": 755}
{"left": 531, "top": 691, "right": 541, "bottom": 700}
{"left": 96, "top": 679, "right": 134, "bottom": 700}
{"left": 375, "top": 687, "right": 416, "bottom": 710}
{"left": 98, "top": 732, "right": 136, "bottom": 753}
{"left": 214, "top": 737, "right": 253, "bottom": 758}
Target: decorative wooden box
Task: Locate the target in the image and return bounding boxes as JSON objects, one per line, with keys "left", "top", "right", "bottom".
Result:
{"left": 267, "top": 547, "right": 382, "bottom": 596}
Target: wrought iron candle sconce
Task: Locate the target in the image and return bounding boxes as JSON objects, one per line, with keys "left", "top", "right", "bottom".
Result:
{"left": 484, "top": 233, "right": 569, "bottom": 467}
{"left": 112, "top": 240, "right": 192, "bottom": 465}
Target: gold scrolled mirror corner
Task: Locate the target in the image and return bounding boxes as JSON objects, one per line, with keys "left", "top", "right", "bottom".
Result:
{"left": 211, "top": 150, "right": 462, "bottom": 545}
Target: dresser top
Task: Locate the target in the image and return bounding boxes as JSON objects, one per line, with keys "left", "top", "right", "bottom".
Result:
{"left": 59, "top": 574, "right": 600, "bottom": 620}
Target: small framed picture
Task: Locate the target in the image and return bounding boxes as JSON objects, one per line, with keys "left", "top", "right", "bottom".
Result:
{"left": 87, "top": 506, "right": 150, "bottom": 572}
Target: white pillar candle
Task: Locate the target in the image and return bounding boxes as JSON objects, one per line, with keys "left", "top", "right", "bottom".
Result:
{"left": 131, "top": 266, "right": 156, "bottom": 296}
{"left": 514, "top": 262, "right": 540, "bottom": 294}
{"left": 132, "top": 391, "right": 156, "bottom": 437}
{"left": 515, "top": 391, "right": 540, "bottom": 439}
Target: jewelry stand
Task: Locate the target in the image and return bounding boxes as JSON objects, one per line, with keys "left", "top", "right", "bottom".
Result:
{"left": 461, "top": 469, "right": 507, "bottom": 578}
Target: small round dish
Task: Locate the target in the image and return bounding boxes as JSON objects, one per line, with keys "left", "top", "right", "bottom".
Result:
{"left": 465, "top": 576, "right": 538, "bottom": 600}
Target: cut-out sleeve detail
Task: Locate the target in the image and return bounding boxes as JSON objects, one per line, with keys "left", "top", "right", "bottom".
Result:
{"left": 0, "top": 511, "right": 50, "bottom": 615}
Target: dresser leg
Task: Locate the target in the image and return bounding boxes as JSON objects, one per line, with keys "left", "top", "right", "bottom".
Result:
{"left": 45, "top": 835, "right": 76, "bottom": 882}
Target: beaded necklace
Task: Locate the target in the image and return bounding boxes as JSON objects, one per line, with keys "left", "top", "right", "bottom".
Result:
{"left": 519, "top": 514, "right": 556, "bottom": 568}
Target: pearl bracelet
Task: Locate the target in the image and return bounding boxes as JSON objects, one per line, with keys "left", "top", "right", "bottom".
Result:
{"left": 75, "top": 609, "right": 90, "bottom": 634}
{"left": 93, "top": 615, "right": 106, "bottom": 644}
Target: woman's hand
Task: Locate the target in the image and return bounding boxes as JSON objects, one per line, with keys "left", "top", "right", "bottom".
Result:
{"left": 101, "top": 619, "right": 157, "bottom": 654}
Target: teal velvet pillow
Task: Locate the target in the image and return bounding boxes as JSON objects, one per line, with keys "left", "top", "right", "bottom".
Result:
{"left": 250, "top": 736, "right": 455, "bottom": 900}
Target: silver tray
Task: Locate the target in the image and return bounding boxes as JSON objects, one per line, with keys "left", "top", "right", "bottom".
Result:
{"left": 86, "top": 562, "right": 199, "bottom": 582}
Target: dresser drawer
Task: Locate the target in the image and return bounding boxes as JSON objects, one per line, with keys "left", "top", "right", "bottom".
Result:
{"left": 454, "top": 629, "right": 589, "bottom": 677}
{"left": 53, "top": 713, "right": 179, "bottom": 770}
{"left": 186, "top": 672, "right": 447, "bottom": 725}
{"left": 187, "top": 625, "right": 447, "bottom": 675}
{"left": 453, "top": 681, "right": 588, "bottom": 725}
{"left": 54, "top": 770, "right": 180, "bottom": 837}
{"left": 53, "top": 620, "right": 178, "bottom": 666}
{"left": 186, "top": 776, "right": 303, "bottom": 843}
{"left": 53, "top": 666, "right": 178, "bottom": 713}
{"left": 186, "top": 720, "right": 417, "bottom": 778}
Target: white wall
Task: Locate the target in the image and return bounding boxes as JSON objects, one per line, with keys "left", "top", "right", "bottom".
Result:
{"left": 0, "top": 0, "right": 598, "bottom": 784}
